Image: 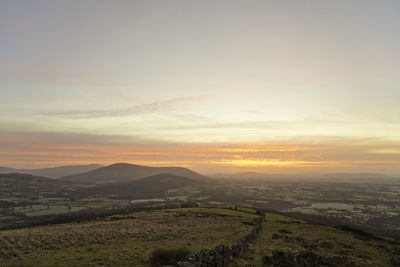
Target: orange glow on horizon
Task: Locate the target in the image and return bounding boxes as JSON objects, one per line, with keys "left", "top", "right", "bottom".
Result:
{"left": 212, "top": 159, "right": 397, "bottom": 168}
{"left": 215, "top": 145, "right": 327, "bottom": 153}
{"left": 1, "top": 133, "right": 399, "bottom": 172}
{"left": 1, "top": 142, "right": 399, "bottom": 171}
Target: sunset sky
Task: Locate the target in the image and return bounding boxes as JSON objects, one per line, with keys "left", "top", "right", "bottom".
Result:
{"left": 1, "top": 1, "right": 399, "bottom": 173}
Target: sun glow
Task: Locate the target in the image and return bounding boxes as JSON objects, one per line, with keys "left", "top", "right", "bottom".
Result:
{"left": 1, "top": 132, "right": 398, "bottom": 172}
{"left": 214, "top": 145, "right": 327, "bottom": 153}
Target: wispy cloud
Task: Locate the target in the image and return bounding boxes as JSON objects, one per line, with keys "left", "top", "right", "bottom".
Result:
{"left": 368, "top": 148, "right": 400, "bottom": 155}
{"left": 40, "top": 96, "right": 206, "bottom": 119}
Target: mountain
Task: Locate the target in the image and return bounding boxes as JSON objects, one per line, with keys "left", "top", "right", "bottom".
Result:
{"left": 81, "top": 173, "right": 205, "bottom": 198}
{"left": 0, "top": 164, "right": 103, "bottom": 178}
{"left": 0, "top": 173, "right": 82, "bottom": 197}
{"left": 0, "top": 167, "right": 17, "bottom": 173}
{"left": 60, "top": 163, "right": 207, "bottom": 184}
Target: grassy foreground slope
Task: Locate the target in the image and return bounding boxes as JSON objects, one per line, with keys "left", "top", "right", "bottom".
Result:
{"left": 231, "top": 212, "right": 400, "bottom": 266}
{"left": 1, "top": 207, "right": 399, "bottom": 267}
{"left": 0, "top": 208, "right": 256, "bottom": 267}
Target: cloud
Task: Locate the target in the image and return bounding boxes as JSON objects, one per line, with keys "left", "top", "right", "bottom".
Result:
{"left": 367, "top": 148, "right": 400, "bottom": 155}
{"left": 1, "top": 131, "right": 399, "bottom": 173}
{"left": 0, "top": 132, "right": 145, "bottom": 147}
{"left": 40, "top": 96, "right": 206, "bottom": 119}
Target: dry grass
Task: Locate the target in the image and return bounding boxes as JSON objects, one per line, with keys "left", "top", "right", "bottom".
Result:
{"left": 230, "top": 212, "right": 400, "bottom": 266}
{"left": 0, "top": 209, "right": 254, "bottom": 266}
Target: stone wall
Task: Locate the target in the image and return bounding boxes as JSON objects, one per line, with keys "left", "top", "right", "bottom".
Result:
{"left": 176, "top": 215, "right": 263, "bottom": 267}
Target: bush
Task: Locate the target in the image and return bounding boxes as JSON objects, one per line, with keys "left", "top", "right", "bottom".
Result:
{"left": 181, "top": 202, "right": 198, "bottom": 208}
{"left": 279, "top": 229, "right": 291, "bottom": 234}
{"left": 150, "top": 247, "right": 191, "bottom": 266}
{"left": 263, "top": 255, "right": 272, "bottom": 265}
{"left": 256, "top": 209, "right": 264, "bottom": 216}
{"left": 272, "top": 250, "right": 296, "bottom": 267}
{"left": 390, "top": 257, "right": 400, "bottom": 267}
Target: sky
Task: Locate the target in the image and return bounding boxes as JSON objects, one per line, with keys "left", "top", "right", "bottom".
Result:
{"left": 0, "top": 0, "right": 399, "bottom": 174}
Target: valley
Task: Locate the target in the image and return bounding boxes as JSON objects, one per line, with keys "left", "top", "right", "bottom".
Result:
{"left": 1, "top": 164, "right": 399, "bottom": 240}
{"left": 0, "top": 163, "right": 399, "bottom": 266}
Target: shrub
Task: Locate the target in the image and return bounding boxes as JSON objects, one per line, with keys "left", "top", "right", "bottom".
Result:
{"left": 272, "top": 250, "right": 296, "bottom": 267}
{"left": 279, "top": 229, "right": 291, "bottom": 234}
{"left": 255, "top": 209, "right": 264, "bottom": 216}
{"left": 181, "top": 202, "right": 198, "bottom": 208}
{"left": 272, "top": 233, "right": 282, "bottom": 239}
{"left": 150, "top": 247, "right": 191, "bottom": 266}
{"left": 263, "top": 255, "right": 272, "bottom": 265}
{"left": 390, "top": 257, "right": 400, "bottom": 267}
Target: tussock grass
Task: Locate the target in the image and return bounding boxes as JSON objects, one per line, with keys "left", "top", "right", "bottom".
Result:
{"left": 0, "top": 208, "right": 254, "bottom": 266}
{"left": 230, "top": 217, "right": 400, "bottom": 266}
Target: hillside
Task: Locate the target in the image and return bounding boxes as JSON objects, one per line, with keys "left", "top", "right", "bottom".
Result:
{"left": 0, "top": 164, "right": 102, "bottom": 178}
{"left": 0, "top": 173, "right": 82, "bottom": 197}
{"left": 0, "top": 207, "right": 256, "bottom": 266}
{"left": 60, "top": 163, "right": 207, "bottom": 184}
{"left": 0, "top": 207, "right": 399, "bottom": 266}
{"left": 79, "top": 173, "right": 206, "bottom": 198}
{"left": 0, "top": 167, "right": 17, "bottom": 173}
{"left": 0, "top": 171, "right": 209, "bottom": 230}
{"left": 232, "top": 213, "right": 400, "bottom": 266}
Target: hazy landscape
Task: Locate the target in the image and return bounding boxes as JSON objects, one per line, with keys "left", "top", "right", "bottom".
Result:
{"left": 1, "top": 163, "right": 400, "bottom": 266}
{"left": 1, "top": 0, "right": 400, "bottom": 266}
{"left": 1, "top": 164, "right": 399, "bottom": 238}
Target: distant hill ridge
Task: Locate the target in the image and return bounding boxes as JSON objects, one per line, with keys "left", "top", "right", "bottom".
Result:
{"left": 0, "top": 173, "right": 81, "bottom": 195}
{"left": 81, "top": 173, "right": 205, "bottom": 197}
{"left": 0, "top": 164, "right": 103, "bottom": 179}
{"left": 0, "top": 171, "right": 206, "bottom": 201}
{"left": 60, "top": 163, "right": 207, "bottom": 184}
{"left": 0, "top": 173, "right": 60, "bottom": 183}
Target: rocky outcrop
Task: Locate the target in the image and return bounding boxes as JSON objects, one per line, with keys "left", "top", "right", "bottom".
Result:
{"left": 176, "top": 215, "right": 263, "bottom": 267}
